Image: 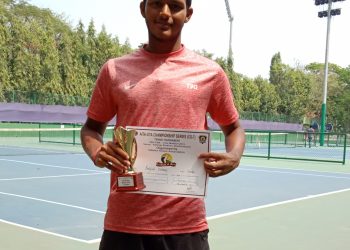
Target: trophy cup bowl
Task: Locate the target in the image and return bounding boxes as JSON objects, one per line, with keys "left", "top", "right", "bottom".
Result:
{"left": 114, "top": 126, "right": 145, "bottom": 191}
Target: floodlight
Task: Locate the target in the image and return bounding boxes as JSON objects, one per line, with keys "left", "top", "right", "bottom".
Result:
{"left": 314, "top": 0, "right": 346, "bottom": 145}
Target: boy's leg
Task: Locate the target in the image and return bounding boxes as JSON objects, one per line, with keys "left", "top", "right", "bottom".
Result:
{"left": 99, "top": 230, "right": 210, "bottom": 250}
{"left": 99, "top": 230, "right": 144, "bottom": 250}
{"left": 143, "top": 230, "right": 210, "bottom": 250}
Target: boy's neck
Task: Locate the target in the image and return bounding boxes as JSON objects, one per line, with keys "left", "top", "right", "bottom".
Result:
{"left": 145, "top": 36, "right": 182, "bottom": 54}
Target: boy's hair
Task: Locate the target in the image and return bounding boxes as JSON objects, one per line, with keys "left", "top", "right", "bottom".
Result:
{"left": 143, "top": 0, "right": 192, "bottom": 7}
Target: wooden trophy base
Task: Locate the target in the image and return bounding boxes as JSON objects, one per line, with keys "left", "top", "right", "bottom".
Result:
{"left": 115, "top": 172, "right": 146, "bottom": 191}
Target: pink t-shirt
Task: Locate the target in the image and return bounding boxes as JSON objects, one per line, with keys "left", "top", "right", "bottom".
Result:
{"left": 87, "top": 45, "right": 239, "bottom": 235}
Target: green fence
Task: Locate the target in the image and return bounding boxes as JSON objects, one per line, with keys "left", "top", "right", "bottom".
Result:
{"left": 1, "top": 122, "right": 347, "bottom": 164}
{"left": 212, "top": 130, "right": 348, "bottom": 165}
{"left": 239, "top": 111, "right": 301, "bottom": 123}
{"left": 37, "top": 123, "right": 114, "bottom": 145}
{"left": 0, "top": 122, "right": 115, "bottom": 156}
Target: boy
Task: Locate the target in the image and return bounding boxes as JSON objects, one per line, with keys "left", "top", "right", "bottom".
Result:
{"left": 80, "top": 0, "right": 246, "bottom": 249}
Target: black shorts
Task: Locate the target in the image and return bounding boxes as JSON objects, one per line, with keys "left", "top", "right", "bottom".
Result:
{"left": 99, "top": 229, "right": 210, "bottom": 250}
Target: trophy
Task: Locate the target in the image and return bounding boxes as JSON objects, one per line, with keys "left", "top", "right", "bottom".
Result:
{"left": 114, "top": 126, "right": 145, "bottom": 191}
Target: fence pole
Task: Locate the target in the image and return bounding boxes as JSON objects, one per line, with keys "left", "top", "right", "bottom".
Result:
{"left": 268, "top": 132, "right": 271, "bottom": 160}
{"left": 73, "top": 123, "right": 76, "bottom": 145}
{"left": 38, "top": 123, "right": 41, "bottom": 142}
{"left": 343, "top": 134, "right": 347, "bottom": 165}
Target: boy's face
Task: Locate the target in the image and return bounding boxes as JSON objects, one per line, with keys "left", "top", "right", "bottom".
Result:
{"left": 140, "top": 0, "right": 193, "bottom": 42}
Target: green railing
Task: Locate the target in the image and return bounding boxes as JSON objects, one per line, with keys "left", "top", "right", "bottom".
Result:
{"left": 0, "top": 122, "right": 348, "bottom": 164}
{"left": 212, "top": 130, "right": 348, "bottom": 164}
{"left": 0, "top": 122, "right": 115, "bottom": 156}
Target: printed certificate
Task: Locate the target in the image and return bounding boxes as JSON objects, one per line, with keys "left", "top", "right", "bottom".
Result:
{"left": 127, "top": 127, "right": 211, "bottom": 198}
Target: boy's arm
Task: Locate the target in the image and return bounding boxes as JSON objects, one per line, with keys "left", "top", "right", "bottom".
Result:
{"left": 221, "top": 120, "right": 246, "bottom": 159}
{"left": 80, "top": 118, "right": 130, "bottom": 173}
{"left": 199, "top": 120, "right": 245, "bottom": 177}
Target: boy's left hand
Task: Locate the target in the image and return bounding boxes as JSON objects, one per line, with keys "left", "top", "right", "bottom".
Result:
{"left": 198, "top": 152, "right": 241, "bottom": 177}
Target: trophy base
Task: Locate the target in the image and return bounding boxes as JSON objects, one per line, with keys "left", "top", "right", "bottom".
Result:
{"left": 115, "top": 172, "right": 146, "bottom": 191}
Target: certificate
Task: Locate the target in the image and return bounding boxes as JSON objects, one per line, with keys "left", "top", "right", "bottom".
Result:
{"left": 127, "top": 127, "right": 211, "bottom": 198}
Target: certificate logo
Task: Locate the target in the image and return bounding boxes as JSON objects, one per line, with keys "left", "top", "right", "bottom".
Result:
{"left": 199, "top": 135, "right": 207, "bottom": 144}
{"left": 156, "top": 153, "right": 176, "bottom": 167}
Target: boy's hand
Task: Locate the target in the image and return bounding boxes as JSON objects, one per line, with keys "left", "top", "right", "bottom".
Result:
{"left": 199, "top": 152, "right": 240, "bottom": 178}
{"left": 94, "top": 141, "right": 130, "bottom": 174}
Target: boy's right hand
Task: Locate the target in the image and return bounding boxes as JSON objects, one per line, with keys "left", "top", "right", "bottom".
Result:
{"left": 93, "top": 141, "right": 131, "bottom": 174}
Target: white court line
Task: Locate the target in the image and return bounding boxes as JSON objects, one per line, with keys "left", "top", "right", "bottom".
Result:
{"left": 207, "top": 188, "right": 350, "bottom": 220}
{"left": 239, "top": 167, "right": 350, "bottom": 180}
{"left": 0, "top": 191, "right": 106, "bottom": 214}
{"left": 0, "top": 172, "right": 108, "bottom": 181}
{"left": 86, "top": 238, "right": 101, "bottom": 244}
{"left": 2, "top": 162, "right": 349, "bottom": 244}
{"left": 2, "top": 188, "right": 350, "bottom": 244}
{"left": 0, "top": 158, "right": 107, "bottom": 173}
{"left": 0, "top": 219, "right": 92, "bottom": 244}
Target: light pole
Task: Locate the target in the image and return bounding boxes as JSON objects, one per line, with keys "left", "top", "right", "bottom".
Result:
{"left": 224, "top": 0, "right": 234, "bottom": 69}
{"left": 315, "top": 0, "right": 345, "bottom": 146}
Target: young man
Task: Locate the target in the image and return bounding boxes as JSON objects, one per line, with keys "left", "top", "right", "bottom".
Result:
{"left": 80, "top": 0, "right": 246, "bottom": 249}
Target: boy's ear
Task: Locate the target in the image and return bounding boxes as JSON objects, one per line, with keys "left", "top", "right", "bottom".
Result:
{"left": 140, "top": 1, "right": 146, "bottom": 18}
{"left": 185, "top": 7, "right": 193, "bottom": 23}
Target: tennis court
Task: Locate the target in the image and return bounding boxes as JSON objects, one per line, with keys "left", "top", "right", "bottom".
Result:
{"left": 1, "top": 128, "right": 350, "bottom": 249}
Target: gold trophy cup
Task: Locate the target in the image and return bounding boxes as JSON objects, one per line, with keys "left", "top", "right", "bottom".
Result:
{"left": 114, "top": 126, "right": 145, "bottom": 191}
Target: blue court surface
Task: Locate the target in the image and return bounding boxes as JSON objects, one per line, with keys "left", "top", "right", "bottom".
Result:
{"left": 1, "top": 146, "right": 350, "bottom": 249}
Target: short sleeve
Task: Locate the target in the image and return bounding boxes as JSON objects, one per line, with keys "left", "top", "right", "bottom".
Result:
{"left": 87, "top": 60, "right": 117, "bottom": 122}
{"left": 207, "top": 68, "right": 239, "bottom": 126}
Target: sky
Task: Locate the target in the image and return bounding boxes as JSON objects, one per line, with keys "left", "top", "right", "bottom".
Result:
{"left": 28, "top": 0, "right": 350, "bottom": 78}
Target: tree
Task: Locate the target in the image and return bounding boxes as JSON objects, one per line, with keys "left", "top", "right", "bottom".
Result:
{"left": 254, "top": 76, "right": 280, "bottom": 114}
{"left": 332, "top": 88, "right": 350, "bottom": 132}
{"left": 96, "top": 25, "right": 117, "bottom": 69}
{"left": 1, "top": 0, "right": 348, "bottom": 131}
{"left": 119, "top": 38, "right": 133, "bottom": 58}
{"left": 195, "top": 49, "right": 213, "bottom": 60}
{"left": 63, "top": 26, "right": 91, "bottom": 104}
{"left": 305, "top": 63, "right": 350, "bottom": 131}
{"left": 283, "top": 69, "right": 311, "bottom": 118}
{"left": 325, "top": 66, "right": 349, "bottom": 132}
{"left": 0, "top": 14, "right": 10, "bottom": 101}
{"left": 7, "top": 15, "right": 42, "bottom": 102}
{"left": 86, "top": 19, "right": 99, "bottom": 85}
{"left": 240, "top": 77, "right": 261, "bottom": 112}
{"left": 269, "top": 52, "right": 284, "bottom": 85}
{"left": 37, "top": 20, "right": 62, "bottom": 103}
